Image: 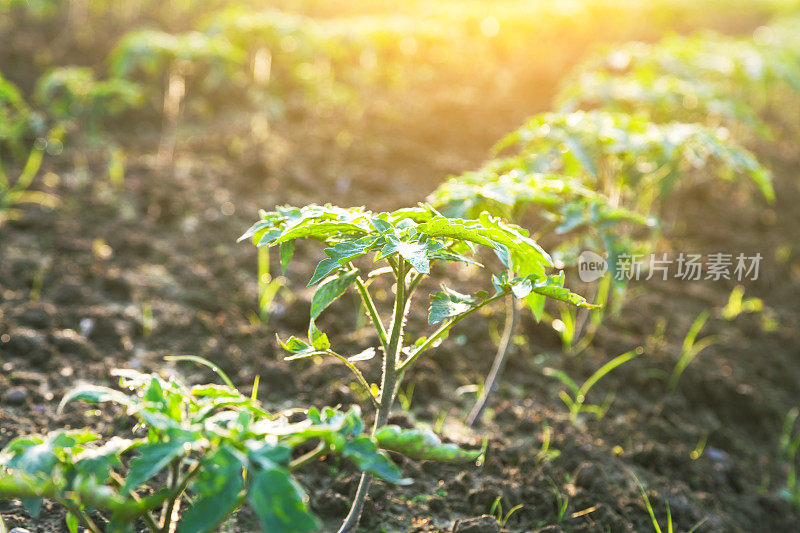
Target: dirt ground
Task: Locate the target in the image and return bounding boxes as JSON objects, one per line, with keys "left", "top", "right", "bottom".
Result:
{"left": 3, "top": 33, "right": 800, "bottom": 533}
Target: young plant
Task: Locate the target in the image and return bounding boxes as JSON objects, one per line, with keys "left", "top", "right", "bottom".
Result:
{"left": 0, "top": 142, "right": 57, "bottom": 225}
{"left": 548, "top": 478, "right": 569, "bottom": 525}
{"left": 632, "top": 473, "right": 706, "bottom": 533}
{"left": 0, "top": 72, "right": 35, "bottom": 157}
{"left": 428, "top": 157, "right": 645, "bottom": 424}
{"left": 556, "top": 59, "right": 768, "bottom": 136}
{"left": 0, "top": 360, "right": 479, "bottom": 533}
{"left": 667, "top": 310, "right": 718, "bottom": 393}
{"left": 494, "top": 110, "right": 774, "bottom": 213}
{"left": 109, "top": 29, "right": 243, "bottom": 162}
{"left": 544, "top": 347, "right": 643, "bottom": 424}
{"left": 34, "top": 66, "right": 143, "bottom": 142}
{"left": 489, "top": 496, "right": 524, "bottom": 528}
{"left": 721, "top": 285, "right": 763, "bottom": 321}
{"left": 240, "top": 203, "right": 594, "bottom": 532}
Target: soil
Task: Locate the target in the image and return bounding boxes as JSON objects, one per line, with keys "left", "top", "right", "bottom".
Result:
{"left": 3, "top": 26, "right": 800, "bottom": 533}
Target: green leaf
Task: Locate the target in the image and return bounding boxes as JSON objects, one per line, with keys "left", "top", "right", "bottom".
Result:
{"left": 58, "top": 385, "right": 133, "bottom": 413}
{"left": 73, "top": 437, "right": 133, "bottom": 483}
{"left": 66, "top": 512, "right": 79, "bottom": 533}
{"left": 342, "top": 436, "right": 406, "bottom": 484}
{"left": 278, "top": 335, "right": 320, "bottom": 360}
{"left": 374, "top": 426, "right": 483, "bottom": 462}
{"left": 310, "top": 270, "right": 359, "bottom": 319}
{"left": 381, "top": 236, "right": 430, "bottom": 274}
{"left": 279, "top": 240, "right": 295, "bottom": 275}
{"left": 178, "top": 447, "right": 244, "bottom": 533}
{"left": 308, "top": 320, "right": 330, "bottom": 351}
{"left": 123, "top": 439, "right": 188, "bottom": 492}
{"left": 428, "top": 286, "right": 479, "bottom": 325}
{"left": 247, "top": 467, "right": 319, "bottom": 533}
{"left": 307, "top": 258, "right": 341, "bottom": 286}
{"left": 526, "top": 293, "right": 546, "bottom": 322}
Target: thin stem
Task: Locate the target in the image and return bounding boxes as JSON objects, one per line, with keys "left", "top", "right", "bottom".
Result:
{"left": 58, "top": 498, "right": 102, "bottom": 533}
{"left": 290, "top": 442, "right": 327, "bottom": 471}
{"left": 327, "top": 349, "right": 380, "bottom": 408}
{"left": 160, "top": 460, "right": 201, "bottom": 533}
{"left": 399, "top": 291, "right": 507, "bottom": 372}
{"left": 466, "top": 296, "right": 519, "bottom": 426}
{"left": 160, "top": 460, "right": 181, "bottom": 532}
{"left": 109, "top": 471, "right": 161, "bottom": 532}
{"left": 338, "top": 261, "right": 407, "bottom": 533}
{"left": 352, "top": 270, "right": 389, "bottom": 355}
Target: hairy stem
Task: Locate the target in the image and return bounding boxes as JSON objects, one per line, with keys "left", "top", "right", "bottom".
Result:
{"left": 466, "top": 297, "right": 519, "bottom": 426}
{"left": 338, "top": 261, "right": 407, "bottom": 533}
{"left": 352, "top": 272, "right": 389, "bottom": 355}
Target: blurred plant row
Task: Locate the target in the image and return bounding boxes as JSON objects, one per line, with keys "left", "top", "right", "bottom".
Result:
{"left": 3, "top": 1, "right": 800, "bottom": 532}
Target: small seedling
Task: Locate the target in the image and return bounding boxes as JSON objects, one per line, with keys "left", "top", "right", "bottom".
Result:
{"left": 545, "top": 347, "right": 643, "bottom": 424}
{"left": 489, "top": 496, "right": 524, "bottom": 528}
{"left": 721, "top": 285, "right": 763, "bottom": 320}
{"left": 548, "top": 478, "right": 569, "bottom": 524}
{"left": 632, "top": 473, "right": 706, "bottom": 533}
{"left": 0, "top": 142, "right": 58, "bottom": 225}
{"left": 241, "top": 203, "right": 594, "bottom": 531}
{"left": 667, "top": 310, "right": 718, "bottom": 393}
{"left": 0, "top": 357, "right": 482, "bottom": 533}
{"left": 535, "top": 424, "right": 561, "bottom": 466}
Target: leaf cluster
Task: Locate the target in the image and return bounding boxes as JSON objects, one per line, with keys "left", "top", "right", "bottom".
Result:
{"left": 0, "top": 368, "right": 480, "bottom": 533}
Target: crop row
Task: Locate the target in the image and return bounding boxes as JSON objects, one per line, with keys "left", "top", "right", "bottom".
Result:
{"left": 2, "top": 11, "right": 800, "bottom": 533}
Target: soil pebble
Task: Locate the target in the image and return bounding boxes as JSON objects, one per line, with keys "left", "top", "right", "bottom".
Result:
{"left": 452, "top": 515, "right": 500, "bottom": 533}
{"left": 3, "top": 387, "right": 28, "bottom": 405}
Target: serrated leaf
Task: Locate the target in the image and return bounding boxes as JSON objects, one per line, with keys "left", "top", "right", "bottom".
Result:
{"left": 279, "top": 240, "right": 295, "bottom": 275}
{"left": 307, "top": 258, "right": 341, "bottom": 286}
{"left": 428, "top": 286, "right": 479, "bottom": 325}
{"left": 123, "top": 439, "right": 188, "bottom": 492}
{"left": 381, "top": 236, "right": 430, "bottom": 274}
{"left": 247, "top": 467, "right": 319, "bottom": 533}
{"left": 342, "top": 436, "right": 406, "bottom": 484}
{"left": 308, "top": 320, "right": 330, "bottom": 351}
{"left": 178, "top": 447, "right": 243, "bottom": 533}
{"left": 278, "top": 336, "right": 319, "bottom": 360}
{"left": 310, "top": 270, "right": 358, "bottom": 319}
{"left": 374, "top": 426, "right": 483, "bottom": 462}
{"left": 73, "top": 437, "right": 133, "bottom": 483}
{"left": 526, "top": 293, "right": 546, "bottom": 322}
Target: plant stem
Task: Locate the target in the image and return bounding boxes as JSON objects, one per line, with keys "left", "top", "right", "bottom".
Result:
{"left": 58, "top": 498, "right": 102, "bottom": 533}
{"left": 399, "top": 291, "right": 507, "bottom": 372}
{"left": 290, "top": 443, "right": 327, "bottom": 471}
{"left": 160, "top": 460, "right": 181, "bottom": 532}
{"left": 326, "top": 349, "right": 380, "bottom": 408}
{"left": 353, "top": 273, "right": 389, "bottom": 355}
{"left": 338, "top": 261, "right": 407, "bottom": 533}
{"left": 466, "top": 296, "right": 519, "bottom": 426}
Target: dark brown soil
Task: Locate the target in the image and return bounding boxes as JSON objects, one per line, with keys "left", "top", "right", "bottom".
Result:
{"left": 3, "top": 22, "right": 800, "bottom": 533}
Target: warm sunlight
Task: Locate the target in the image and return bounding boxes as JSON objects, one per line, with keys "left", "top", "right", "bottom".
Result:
{"left": 1, "top": 0, "right": 799, "bottom": 532}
